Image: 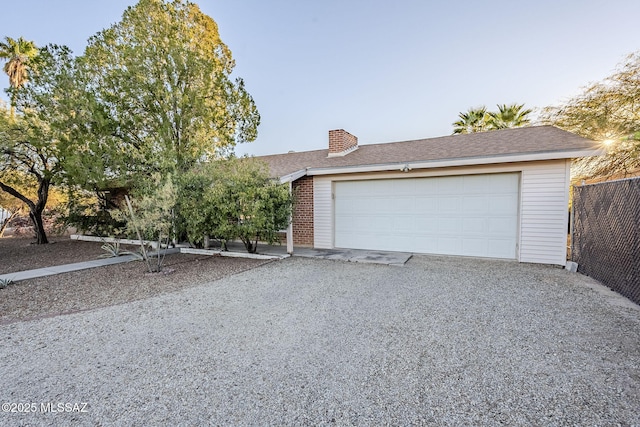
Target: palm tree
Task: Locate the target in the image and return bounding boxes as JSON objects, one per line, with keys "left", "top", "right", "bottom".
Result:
{"left": 0, "top": 36, "right": 38, "bottom": 117}
{"left": 452, "top": 107, "right": 489, "bottom": 134}
{"left": 487, "top": 103, "right": 532, "bottom": 130}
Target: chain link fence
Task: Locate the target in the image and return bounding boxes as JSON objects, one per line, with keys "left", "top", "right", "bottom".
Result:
{"left": 571, "top": 177, "right": 640, "bottom": 305}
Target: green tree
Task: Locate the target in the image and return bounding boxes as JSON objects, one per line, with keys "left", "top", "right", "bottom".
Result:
{"left": 0, "top": 45, "right": 77, "bottom": 244}
{"left": 120, "top": 173, "right": 176, "bottom": 272}
{"left": 178, "top": 158, "right": 292, "bottom": 253}
{"left": 0, "top": 36, "right": 38, "bottom": 117}
{"left": 488, "top": 103, "right": 532, "bottom": 130}
{"left": 176, "top": 165, "right": 216, "bottom": 247}
{"left": 452, "top": 104, "right": 532, "bottom": 134}
{"left": 542, "top": 52, "right": 640, "bottom": 179}
{"left": 78, "top": 0, "right": 260, "bottom": 183}
{"left": 0, "top": 109, "right": 52, "bottom": 243}
{"left": 0, "top": 169, "right": 67, "bottom": 238}
{"left": 452, "top": 107, "right": 489, "bottom": 134}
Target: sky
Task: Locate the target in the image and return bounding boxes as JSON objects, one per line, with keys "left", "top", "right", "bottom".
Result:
{"left": 1, "top": 0, "right": 639, "bottom": 156}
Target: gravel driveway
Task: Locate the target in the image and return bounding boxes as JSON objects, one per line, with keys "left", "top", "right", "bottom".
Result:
{"left": 1, "top": 255, "right": 639, "bottom": 426}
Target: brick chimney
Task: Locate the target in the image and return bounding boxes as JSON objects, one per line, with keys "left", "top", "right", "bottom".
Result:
{"left": 328, "top": 129, "right": 358, "bottom": 157}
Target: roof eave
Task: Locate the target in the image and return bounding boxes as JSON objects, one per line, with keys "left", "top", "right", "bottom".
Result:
{"left": 278, "top": 168, "right": 307, "bottom": 183}
{"left": 304, "top": 148, "right": 603, "bottom": 177}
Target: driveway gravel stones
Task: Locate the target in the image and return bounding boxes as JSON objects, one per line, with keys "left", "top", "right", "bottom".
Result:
{"left": 1, "top": 255, "right": 639, "bottom": 426}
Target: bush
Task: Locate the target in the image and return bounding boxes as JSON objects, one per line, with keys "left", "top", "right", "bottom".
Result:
{"left": 62, "top": 189, "right": 128, "bottom": 237}
{"left": 178, "top": 158, "right": 292, "bottom": 253}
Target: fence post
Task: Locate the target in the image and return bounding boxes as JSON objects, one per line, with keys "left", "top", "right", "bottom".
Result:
{"left": 569, "top": 185, "right": 575, "bottom": 261}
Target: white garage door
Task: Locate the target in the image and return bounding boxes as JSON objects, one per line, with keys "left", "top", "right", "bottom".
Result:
{"left": 334, "top": 173, "right": 519, "bottom": 259}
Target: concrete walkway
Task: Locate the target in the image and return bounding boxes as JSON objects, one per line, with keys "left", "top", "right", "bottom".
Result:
{"left": 0, "top": 249, "right": 180, "bottom": 283}
{"left": 0, "top": 254, "right": 138, "bottom": 282}
{"left": 0, "top": 243, "right": 411, "bottom": 283}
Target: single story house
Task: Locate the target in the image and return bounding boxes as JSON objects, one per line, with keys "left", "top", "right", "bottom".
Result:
{"left": 259, "top": 126, "right": 600, "bottom": 266}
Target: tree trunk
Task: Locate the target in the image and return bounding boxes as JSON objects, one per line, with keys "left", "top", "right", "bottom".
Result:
{"left": 240, "top": 235, "right": 257, "bottom": 253}
{"left": 9, "top": 91, "right": 16, "bottom": 120}
{"left": 30, "top": 177, "right": 50, "bottom": 244}
{"left": 0, "top": 170, "right": 51, "bottom": 245}
{"left": 30, "top": 208, "right": 48, "bottom": 244}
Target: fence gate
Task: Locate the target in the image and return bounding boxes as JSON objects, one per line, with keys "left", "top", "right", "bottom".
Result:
{"left": 572, "top": 177, "right": 640, "bottom": 305}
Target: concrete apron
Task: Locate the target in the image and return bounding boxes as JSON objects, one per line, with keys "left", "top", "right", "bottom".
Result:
{"left": 221, "top": 241, "right": 412, "bottom": 266}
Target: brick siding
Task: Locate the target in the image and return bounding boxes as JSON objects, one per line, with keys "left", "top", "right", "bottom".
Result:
{"left": 328, "top": 129, "right": 358, "bottom": 155}
{"left": 292, "top": 176, "right": 314, "bottom": 246}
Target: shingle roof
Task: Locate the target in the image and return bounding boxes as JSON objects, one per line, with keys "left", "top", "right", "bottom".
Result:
{"left": 259, "top": 126, "right": 599, "bottom": 178}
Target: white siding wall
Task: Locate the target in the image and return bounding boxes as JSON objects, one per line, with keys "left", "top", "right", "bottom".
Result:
{"left": 312, "top": 160, "right": 571, "bottom": 265}
{"left": 313, "top": 177, "right": 333, "bottom": 249}
{"left": 519, "top": 160, "right": 570, "bottom": 265}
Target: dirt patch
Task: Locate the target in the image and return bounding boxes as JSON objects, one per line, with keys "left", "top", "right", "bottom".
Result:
{"left": 0, "top": 236, "right": 116, "bottom": 274}
{"left": 0, "top": 237, "right": 270, "bottom": 324}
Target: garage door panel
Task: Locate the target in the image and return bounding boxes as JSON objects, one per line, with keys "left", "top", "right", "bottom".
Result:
{"left": 438, "top": 217, "right": 461, "bottom": 234}
{"left": 336, "top": 182, "right": 360, "bottom": 197}
{"left": 414, "top": 179, "right": 438, "bottom": 194}
{"left": 334, "top": 173, "right": 519, "bottom": 259}
{"left": 376, "top": 216, "right": 394, "bottom": 232}
{"left": 463, "top": 238, "right": 489, "bottom": 256}
{"left": 415, "top": 197, "right": 438, "bottom": 213}
{"left": 378, "top": 197, "right": 395, "bottom": 213}
{"left": 335, "top": 199, "right": 358, "bottom": 215}
{"left": 394, "top": 197, "right": 415, "bottom": 212}
{"left": 489, "top": 217, "right": 517, "bottom": 235}
{"left": 438, "top": 177, "right": 464, "bottom": 194}
{"left": 462, "top": 217, "right": 487, "bottom": 234}
{"left": 352, "top": 234, "right": 380, "bottom": 249}
{"left": 393, "top": 180, "right": 416, "bottom": 195}
{"left": 489, "top": 194, "right": 519, "bottom": 214}
{"left": 437, "top": 237, "right": 462, "bottom": 254}
{"left": 413, "top": 179, "right": 438, "bottom": 191}
{"left": 393, "top": 216, "right": 416, "bottom": 232}
{"left": 438, "top": 196, "right": 462, "bottom": 213}
{"left": 488, "top": 173, "right": 519, "bottom": 191}
{"left": 356, "top": 215, "right": 385, "bottom": 232}
{"left": 463, "top": 196, "right": 489, "bottom": 213}
{"left": 421, "top": 238, "right": 438, "bottom": 253}
{"left": 463, "top": 176, "right": 492, "bottom": 192}
{"left": 335, "top": 215, "right": 358, "bottom": 232}
{"left": 487, "top": 239, "right": 517, "bottom": 258}
{"left": 414, "top": 217, "right": 438, "bottom": 233}
{"left": 393, "top": 234, "right": 414, "bottom": 251}
{"left": 370, "top": 180, "right": 395, "bottom": 194}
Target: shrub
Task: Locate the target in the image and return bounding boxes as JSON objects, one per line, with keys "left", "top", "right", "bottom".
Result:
{"left": 178, "top": 158, "right": 292, "bottom": 253}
